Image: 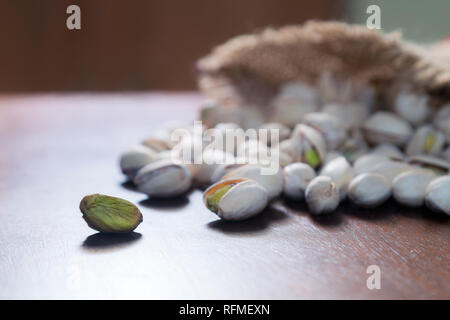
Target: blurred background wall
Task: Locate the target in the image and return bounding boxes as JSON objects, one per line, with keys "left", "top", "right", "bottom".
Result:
{"left": 0, "top": 0, "right": 448, "bottom": 92}
{"left": 0, "top": 0, "right": 341, "bottom": 92}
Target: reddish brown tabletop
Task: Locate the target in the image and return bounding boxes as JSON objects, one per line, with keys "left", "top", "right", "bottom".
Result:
{"left": 0, "top": 93, "right": 449, "bottom": 299}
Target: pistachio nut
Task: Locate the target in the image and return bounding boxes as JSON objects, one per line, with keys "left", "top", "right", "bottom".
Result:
{"left": 322, "top": 102, "right": 369, "bottom": 130}
{"left": 425, "top": 176, "right": 450, "bottom": 215}
{"left": 408, "top": 155, "right": 450, "bottom": 175}
{"left": 353, "top": 153, "right": 390, "bottom": 176}
{"left": 442, "top": 147, "right": 450, "bottom": 162}
{"left": 269, "top": 83, "right": 318, "bottom": 127}
{"left": 368, "top": 160, "right": 413, "bottom": 184}
{"left": 337, "top": 135, "right": 369, "bottom": 164}
{"left": 120, "top": 145, "right": 158, "bottom": 180}
{"left": 319, "top": 156, "right": 354, "bottom": 200}
{"left": 258, "top": 122, "right": 291, "bottom": 145}
{"left": 371, "top": 143, "right": 404, "bottom": 160}
{"left": 392, "top": 170, "right": 437, "bottom": 207}
{"left": 193, "top": 149, "right": 235, "bottom": 186}
{"left": 142, "top": 138, "right": 171, "bottom": 153}
{"left": 433, "top": 104, "right": 450, "bottom": 143}
{"left": 210, "top": 163, "right": 246, "bottom": 184}
{"left": 203, "top": 178, "right": 269, "bottom": 220}
{"left": 324, "top": 152, "right": 344, "bottom": 165}
{"left": 134, "top": 159, "right": 192, "bottom": 197}
{"left": 363, "top": 111, "right": 413, "bottom": 146}
{"left": 348, "top": 173, "right": 391, "bottom": 208}
{"left": 283, "top": 163, "right": 316, "bottom": 200}
{"left": 303, "top": 112, "right": 347, "bottom": 149}
{"left": 79, "top": 194, "right": 143, "bottom": 233}
{"left": 290, "top": 124, "right": 327, "bottom": 169}
{"left": 305, "top": 176, "right": 340, "bottom": 214}
{"left": 222, "top": 164, "right": 283, "bottom": 200}
{"left": 405, "top": 125, "right": 445, "bottom": 156}
{"left": 394, "top": 92, "right": 430, "bottom": 126}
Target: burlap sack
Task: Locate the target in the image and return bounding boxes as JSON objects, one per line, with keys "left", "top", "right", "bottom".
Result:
{"left": 197, "top": 21, "right": 450, "bottom": 108}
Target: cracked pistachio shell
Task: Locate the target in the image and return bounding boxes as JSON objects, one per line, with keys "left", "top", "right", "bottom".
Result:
{"left": 305, "top": 176, "right": 340, "bottom": 214}
{"left": 406, "top": 125, "right": 445, "bottom": 156}
{"left": 203, "top": 178, "right": 269, "bottom": 220}
{"left": 290, "top": 124, "right": 327, "bottom": 169}
{"left": 363, "top": 111, "right": 413, "bottom": 146}
{"left": 348, "top": 173, "right": 391, "bottom": 208}
{"left": 283, "top": 163, "right": 316, "bottom": 200}
{"left": 425, "top": 176, "right": 450, "bottom": 215}
{"left": 79, "top": 194, "right": 143, "bottom": 233}
{"left": 320, "top": 156, "right": 354, "bottom": 200}
{"left": 392, "top": 170, "right": 437, "bottom": 207}
{"left": 120, "top": 145, "right": 158, "bottom": 180}
{"left": 134, "top": 160, "right": 192, "bottom": 197}
{"left": 222, "top": 164, "right": 283, "bottom": 200}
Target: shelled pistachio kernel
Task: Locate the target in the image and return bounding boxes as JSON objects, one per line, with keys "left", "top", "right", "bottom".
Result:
{"left": 305, "top": 176, "right": 340, "bottom": 215}
{"left": 79, "top": 194, "right": 143, "bottom": 233}
{"left": 203, "top": 178, "right": 268, "bottom": 221}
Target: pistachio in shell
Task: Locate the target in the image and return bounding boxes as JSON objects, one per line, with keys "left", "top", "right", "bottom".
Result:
{"left": 203, "top": 178, "right": 269, "bottom": 221}
{"left": 79, "top": 194, "right": 143, "bottom": 233}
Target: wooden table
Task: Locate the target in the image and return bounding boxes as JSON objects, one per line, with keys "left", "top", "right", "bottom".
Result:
{"left": 0, "top": 93, "right": 449, "bottom": 299}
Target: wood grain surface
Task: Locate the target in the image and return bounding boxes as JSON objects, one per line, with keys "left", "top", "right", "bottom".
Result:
{"left": 0, "top": 93, "right": 449, "bottom": 299}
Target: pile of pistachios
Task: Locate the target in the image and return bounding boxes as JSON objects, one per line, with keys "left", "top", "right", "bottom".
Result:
{"left": 80, "top": 80, "right": 450, "bottom": 232}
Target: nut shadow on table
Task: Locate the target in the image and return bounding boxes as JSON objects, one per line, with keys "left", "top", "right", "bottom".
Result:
{"left": 82, "top": 232, "right": 142, "bottom": 251}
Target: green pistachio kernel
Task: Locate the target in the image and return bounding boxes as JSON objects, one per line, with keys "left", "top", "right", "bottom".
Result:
{"left": 424, "top": 133, "right": 436, "bottom": 154}
{"left": 206, "top": 185, "right": 232, "bottom": 213}
{"left": 305, "top": 149, "right": 321, "bottom": 168}
{"left": 79, "top": 194, "right": 143, "bottom": 233}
